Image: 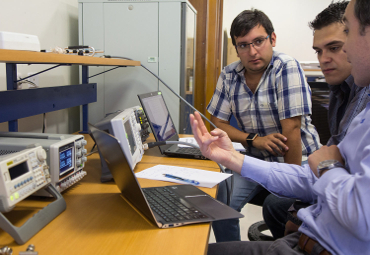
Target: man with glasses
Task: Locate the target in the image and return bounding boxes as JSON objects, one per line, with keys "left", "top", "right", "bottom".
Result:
{"left": 207, "top": 9, "right": 320, "bottom": 242}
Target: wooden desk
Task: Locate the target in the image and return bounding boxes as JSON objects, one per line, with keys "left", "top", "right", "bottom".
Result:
{"left": 0, "top": 135, "right": 219, "bottom": 254}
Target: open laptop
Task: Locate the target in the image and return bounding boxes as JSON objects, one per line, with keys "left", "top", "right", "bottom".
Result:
{"left": 138, "top": 91, "right": 206, "bottom": 159}
{"left": 89, "top": 124, "right": 243, "bottom": 228}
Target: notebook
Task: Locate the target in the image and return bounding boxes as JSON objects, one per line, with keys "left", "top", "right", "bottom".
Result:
{"left": 89, "top": 124, "right": 243, "bottom": 228}
{"left": 138, "top": 91, "right": 206, "bottom": 159}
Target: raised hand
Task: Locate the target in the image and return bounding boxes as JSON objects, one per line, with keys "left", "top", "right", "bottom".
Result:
{"left": 190, "top": 112, "right": 244, "bottom": 173}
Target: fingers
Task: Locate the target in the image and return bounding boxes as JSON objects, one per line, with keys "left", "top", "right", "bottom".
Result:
{"left": 190, "top": 112, "right": 218, "bottom": 147}
{"left": 273, "top": 133, "right": 288, "bottom": 142}
{"left": 264, "top": 143, "right": 285, "bottom": 156}
{"left": 254, "top": 135, "right": 288, "bottom": 156}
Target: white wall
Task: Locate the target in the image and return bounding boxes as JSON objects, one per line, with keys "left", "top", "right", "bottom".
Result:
{"left": 0, "top": 0, "right": 80, "bottom": 134}
{"left": 223, "top": 0, "right": 333, "bottom": 62}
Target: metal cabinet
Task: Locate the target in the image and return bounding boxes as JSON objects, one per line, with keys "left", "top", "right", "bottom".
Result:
{"left": 79, "top": 0, "right": 196, "bottom": 133}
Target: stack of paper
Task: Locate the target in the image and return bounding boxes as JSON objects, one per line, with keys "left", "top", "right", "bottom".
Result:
{"left": 178, "top": 137, "right": 246, "bottom": 151}
{"left": 136, "top": 165, "right": 232, "bottom": 188}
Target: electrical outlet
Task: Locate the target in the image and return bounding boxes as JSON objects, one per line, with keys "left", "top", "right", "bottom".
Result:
{"left": 27, "top": 72, "right": 39, "bottom": 88}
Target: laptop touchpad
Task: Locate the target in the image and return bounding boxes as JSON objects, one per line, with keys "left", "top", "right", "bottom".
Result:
{"left": 186, "top": 196, "right": 243, "bottom": 220}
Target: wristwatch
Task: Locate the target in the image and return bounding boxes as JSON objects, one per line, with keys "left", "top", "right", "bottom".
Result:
{"left": 246, "top": 133, "right": 258, "bottom": 148}
{"left": 317, "top": 159, "right": 344, "bottom": 177}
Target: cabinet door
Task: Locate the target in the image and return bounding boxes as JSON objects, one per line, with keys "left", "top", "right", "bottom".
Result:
{"left": 104, "top": 3, "right": 159, "bottom": 117}
{"left": 80, "top": 3, "right": 106, "bottom": 125}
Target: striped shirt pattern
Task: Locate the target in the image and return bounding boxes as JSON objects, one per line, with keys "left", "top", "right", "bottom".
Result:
{"left": 207, "top": 51, "right": 321, "bottom": 162}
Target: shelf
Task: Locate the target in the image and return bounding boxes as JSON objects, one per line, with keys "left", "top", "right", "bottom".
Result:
{"left": 0, "top": 49, "right": 141, "bottom": 132}
{"left": 0, "top": 49, "right": 140, "bottom": 66}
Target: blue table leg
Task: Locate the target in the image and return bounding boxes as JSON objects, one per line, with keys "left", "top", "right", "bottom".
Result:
{"left": 6, "top": 63, "right": 18, "bottom": 132}
{"left": 81, "top": 66, "right": 89, "bottom": 133}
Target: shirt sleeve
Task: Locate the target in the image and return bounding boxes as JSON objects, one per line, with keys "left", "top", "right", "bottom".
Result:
{"left": 240, "top": 155, "right": 318, "bottom": 203}
{"left": 206, "top": 72, "right": 232, "bottom": 121}
{"left": 276, "top": 60, "right": 312, "bottom": 120}
{"left": 312, "top": 146, "right": 370, "bottom": 240}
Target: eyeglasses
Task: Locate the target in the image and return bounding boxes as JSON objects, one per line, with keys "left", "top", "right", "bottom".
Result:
{"left": 236, "top": 35, "right": 270, "bottom": 52}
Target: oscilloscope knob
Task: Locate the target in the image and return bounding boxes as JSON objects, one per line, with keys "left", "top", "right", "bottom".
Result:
{"left": 75, "top": 141, "right": 82, "bottom": 148}
{"left": 36, "top": 148, "right": 47, "bottom": 162}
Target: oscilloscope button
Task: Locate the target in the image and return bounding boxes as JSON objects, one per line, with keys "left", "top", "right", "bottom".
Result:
{"left": 75, "top": 141, "right": 82, "bottom": 148}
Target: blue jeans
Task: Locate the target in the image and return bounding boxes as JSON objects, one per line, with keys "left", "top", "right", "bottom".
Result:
{"left": 212, "top": 169, "right": 266, "bottom": 242}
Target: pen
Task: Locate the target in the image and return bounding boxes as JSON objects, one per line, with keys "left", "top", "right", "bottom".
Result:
{"left": 163, "top": 174, "right": 200, "bottom": 185}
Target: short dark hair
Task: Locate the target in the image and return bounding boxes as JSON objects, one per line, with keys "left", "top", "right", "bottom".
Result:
{"left": 354, "top": 0, "right": 370, "bottom": 35}
{"left": 230, "top": 9, "right": 274, "bottom": 46}
{"left": 309, "top": 1, "right": 349, "bottom": 31}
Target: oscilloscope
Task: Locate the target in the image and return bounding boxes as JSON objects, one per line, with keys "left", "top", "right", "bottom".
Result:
{"left": 0, "top": 146, "right": 50, "bottom": 213}
{"left": 0, "top": 132, "right": 87, "bottom": 196}
{"left": 93, "top": 106, "right": 148, "bottom": 181}
{"left": 0, "top": 146, "right": 66, "bottom": 245}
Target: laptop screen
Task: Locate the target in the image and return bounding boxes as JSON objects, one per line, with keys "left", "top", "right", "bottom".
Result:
{"left": 138, "top": 92, "right": 178, "bottom": 142}
{"left": 89, "top": 124, "right": 157, "bottom": 225}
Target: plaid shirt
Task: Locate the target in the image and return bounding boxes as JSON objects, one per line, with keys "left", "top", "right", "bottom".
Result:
{"left": 207, "top": 51, "right": 321, "bottom": 162}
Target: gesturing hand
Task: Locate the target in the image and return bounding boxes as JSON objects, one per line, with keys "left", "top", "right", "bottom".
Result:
{"left": 253, "top": 133, "right": 288, "bottom": 156}
{"left": 190, "top": 112, "right": 244, "bottom": 173}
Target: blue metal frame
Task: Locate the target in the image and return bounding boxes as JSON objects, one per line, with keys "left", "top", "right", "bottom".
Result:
{"left": 6, "top": 64, "right": 19, "bottom": 131}
{"left": 4, "top": 62, "right": 131, "bottom": 133}
{"left": 0, "top": 84, "right": 97, "bottom": 123}
{"left": 81, "top": 66, "right": 89, "bottom": 133}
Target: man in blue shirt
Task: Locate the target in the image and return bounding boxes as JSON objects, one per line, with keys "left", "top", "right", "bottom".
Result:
{"left": 262, "top": 1, "right": 370, "bottom": 240}
{"left": 207, "top": 9, "right": 320, "bottom": 242}
{"left": 190, "top": 0, "right": 370, "bottom": 253}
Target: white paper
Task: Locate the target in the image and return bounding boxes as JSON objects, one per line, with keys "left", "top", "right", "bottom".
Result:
{"left": 179, "top": 137, "right": 246, "bottom": 151}
{"left": 135, "top": 164, "right": 232, "bottom": 188}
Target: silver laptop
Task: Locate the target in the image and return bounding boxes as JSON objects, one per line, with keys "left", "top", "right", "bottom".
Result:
{"left": 89, "top": 124, "right": 243, "bottom": 228}
{"left": 138, "top": 91, "right": 207, "bottom": 159}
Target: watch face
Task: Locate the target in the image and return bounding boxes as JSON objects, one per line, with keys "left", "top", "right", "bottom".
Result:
{"left": 318, "top": 159, "right": 339, "bottom": 169}
{"left": 246, "top": 133, "right": 257, "bottom": 140}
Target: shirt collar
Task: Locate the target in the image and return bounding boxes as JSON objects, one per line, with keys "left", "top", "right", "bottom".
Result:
{"left": 329, "top": 75, "right": 354, "bottom": 94}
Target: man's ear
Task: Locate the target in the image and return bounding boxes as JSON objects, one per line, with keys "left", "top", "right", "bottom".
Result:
{"left": 271, "top": 32, "right": 277, "bottom": 47}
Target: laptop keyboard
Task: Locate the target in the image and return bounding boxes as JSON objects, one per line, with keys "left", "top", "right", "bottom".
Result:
{"left": 175, "top": 147, "right": 202, "bottom": 155}
{"left": 143, "top": 187, "right": 208, "bottom": 222}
